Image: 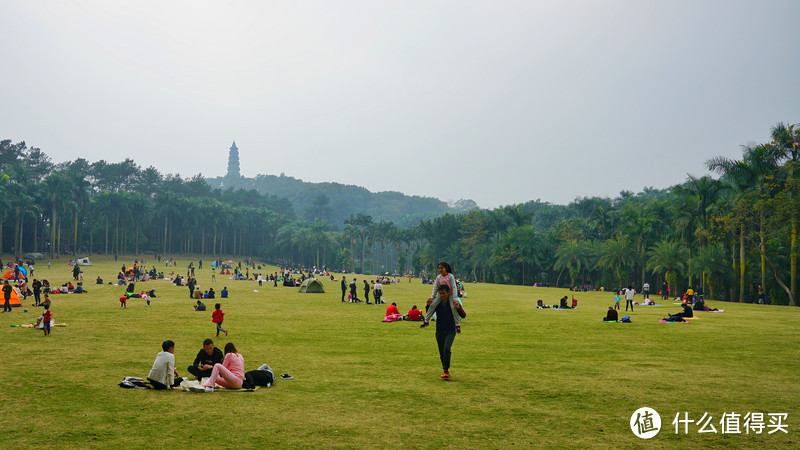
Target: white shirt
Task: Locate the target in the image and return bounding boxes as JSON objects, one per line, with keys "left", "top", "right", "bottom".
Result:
{"left": 625, "top": 288, "right": 636, "bottom": 300}
{"left": 148, "top": 351, "right": 175, "bottom": 386}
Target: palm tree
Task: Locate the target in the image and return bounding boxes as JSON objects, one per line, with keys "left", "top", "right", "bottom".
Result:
{"left": 688, "top": 243, "right": 729, "bottom": 300}
{"left": 707, "top": 143, "right": 777, "bottom": 302}
{"left": 554, "top": 240, "right": 590, "bottom": 288}
{"left": 597, "top": 236, "right": 635, "bottom": 287}
{"left": 42, "top": 173, "right": 72, "bottom": 258}
{"left": 646, "top": 240, "right": 689, "bottom": 297}
{"left": 354, "top": 214, "right": 374, "bottom": 273}
{"left": 768, "top": 122, "right": 800, "bottom": 303}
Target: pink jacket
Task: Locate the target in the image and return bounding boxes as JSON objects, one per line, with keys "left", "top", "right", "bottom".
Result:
{"left": 222, "top": 352, "right": 245, "bottom": 379}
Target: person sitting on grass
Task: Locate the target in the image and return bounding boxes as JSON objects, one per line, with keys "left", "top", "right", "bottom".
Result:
{"left": 186, "top": 338, "right": 224, "bottom": 380}
{"left": 406, "top": 305, "right": 423, "bottom": 321}
{"left": 194, "top": 300, "right": 206, "bottom": 311}
{"left": 664, "top": 302, "right": 694, "bottom": 322}
{"left": 383, "top": 302, "right": 403, "bottom": 322}
{"left": 147, "top": 340, "right": 182, "bottom": 390}
{"left": 198, "top": 342, "right": 245, "bottom": 391}
{"left": 221, "top": 287, "right": 228, "bottom": 298}
{"left": 559, "top": 296, "right": 571, "bottom": 309}
{"left": 603, "top": 306, "right": 619, "bottom": 322}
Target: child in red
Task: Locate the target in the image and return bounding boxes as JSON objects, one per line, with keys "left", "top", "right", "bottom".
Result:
{"left": 119, "top": 296, "right": 127, "bottom": 309}
{"left": 212, "top": 303, "right": 227, "bottom": 337}
{"left": 42, "top": 304, "right": 52, "bottom": 336}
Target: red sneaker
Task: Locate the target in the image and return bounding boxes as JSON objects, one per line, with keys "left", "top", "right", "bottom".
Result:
{"left": 440, "top": 370, "right": 450, "bottom": 379}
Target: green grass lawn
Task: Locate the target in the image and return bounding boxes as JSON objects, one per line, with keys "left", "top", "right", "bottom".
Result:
{"left": 1, "top": 255, "right": 798, "bottom": 448}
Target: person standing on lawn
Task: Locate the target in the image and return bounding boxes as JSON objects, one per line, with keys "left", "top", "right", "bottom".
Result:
{"left": 425, "top": 283, "right": 458, "bottom": 379}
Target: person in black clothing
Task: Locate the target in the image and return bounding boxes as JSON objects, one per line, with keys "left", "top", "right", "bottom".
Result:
{"left": 187, "top": 278, "right": 195, "bottom": 299}
{"left": 32, "top": 279, "right": 42, "bottom": 306}
{"left": 2, "top": 280, "right": 12, "bottom": 313}
{"left": 186, "top": 339, "right": 224, "bottom": 380}
{"left": 194, "top": 300, "right": 206, "bottom": 311}
{"left": 363, "top": 280, "right": 371, "bottom": 304}
{"left": 603, "top": 306, "right": 619, "bottom": 322}
{"left": 665, "top": 303, "right": 693, "bottom": 322}
{"left": 341, "top": 278, "right": 347, "bottom": 302}
{"left": 349, "top": 278, "right": 359, "bottom": 303}
{"left": 208, "top": 287, "right": 216, "bottom": 299}
{"left": 422, "top": 284, "right": 458, "bottom": 379}
{"left": 661, "top": 281, "right": 669, "bottom": 300}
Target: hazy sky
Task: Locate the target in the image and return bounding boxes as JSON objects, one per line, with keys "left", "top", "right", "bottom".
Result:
{"left": 2, "top": 0, "right": 798, "bottom": 208}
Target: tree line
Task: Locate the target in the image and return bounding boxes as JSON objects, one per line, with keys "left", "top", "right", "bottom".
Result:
{"left": 1, "top": 122, "right": 797, "bottom": 305}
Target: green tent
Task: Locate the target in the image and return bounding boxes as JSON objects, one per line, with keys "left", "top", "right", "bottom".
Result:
{"left": 298, "top": 278, "right": 325, "bottom": 293}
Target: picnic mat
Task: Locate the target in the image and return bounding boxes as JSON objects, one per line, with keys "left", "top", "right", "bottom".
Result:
{"left": 186, "top": 385, "right": 262, "bottom": 393}
{"left": 217, "top": 386, "right": 262, "bottom": 392}
{"left": 696, "top": 309, "right": 725, "bottom": 313}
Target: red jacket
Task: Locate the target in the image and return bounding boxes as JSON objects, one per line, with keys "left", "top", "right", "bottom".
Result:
{"left": 212, "top": 309, "right": 225, "bottom": 323}
{"left": 407, "top": 308, "right": 422, "bottom": 321}
{"left": 386, "top": 304, "right": 399, "bottom": 316}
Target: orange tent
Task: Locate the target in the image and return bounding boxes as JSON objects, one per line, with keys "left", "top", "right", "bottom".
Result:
{"left": 2, "top": 267, "right": 27, "bottom": 280}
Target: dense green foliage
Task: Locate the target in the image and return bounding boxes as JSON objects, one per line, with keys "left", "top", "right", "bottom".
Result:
{"left": 2, "top": 122, "right": 798, "bottom": 305}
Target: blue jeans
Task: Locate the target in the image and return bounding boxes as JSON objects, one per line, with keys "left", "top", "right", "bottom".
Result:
{"left": 435, "top": 329, "right": 456, "bottom": 371}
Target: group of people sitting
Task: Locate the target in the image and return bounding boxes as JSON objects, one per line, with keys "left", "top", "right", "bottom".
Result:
{"left": 535, "top": 296, "right": 578, "bottom": 309}
{"left": 147, "top": 339, "right": 273, "bottom": 392}
{"left": 382, "top": 302, "right": 425, "bottom": 322}
{"left": 193, "top": 286, "right": 226, "bottom": 299}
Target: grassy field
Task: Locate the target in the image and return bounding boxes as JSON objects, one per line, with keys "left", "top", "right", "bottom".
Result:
{"left": 1, "top": 255, "right": 798, "bottom": 449}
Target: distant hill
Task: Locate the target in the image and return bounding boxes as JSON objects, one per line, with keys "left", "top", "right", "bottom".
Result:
{"left": 207, "top": 173, "right": 477, "bottom": 227}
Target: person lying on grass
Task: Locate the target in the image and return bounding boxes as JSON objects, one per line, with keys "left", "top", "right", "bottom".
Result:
{"left": 693, "top": 297, "right": 720, "bottom": 312}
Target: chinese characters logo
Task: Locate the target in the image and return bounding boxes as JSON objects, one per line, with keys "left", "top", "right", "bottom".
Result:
{"left": 630, "top": 407, "right": 661, "bottom": 439}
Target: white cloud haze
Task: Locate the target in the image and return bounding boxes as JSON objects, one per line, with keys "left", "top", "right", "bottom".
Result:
{"left": 1, "top": 0, "right": 798, "bottom": 208}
